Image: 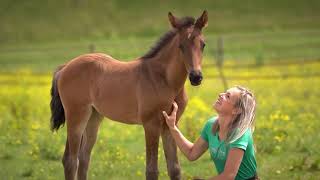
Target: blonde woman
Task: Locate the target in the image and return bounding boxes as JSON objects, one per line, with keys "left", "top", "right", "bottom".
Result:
{"left": 163, "top": 86, "right": 258, "bottom": 180}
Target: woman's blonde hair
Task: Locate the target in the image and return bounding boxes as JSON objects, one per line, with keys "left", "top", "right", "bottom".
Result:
{"left": 212, "top": 85, "right": 256, "bottom": 144}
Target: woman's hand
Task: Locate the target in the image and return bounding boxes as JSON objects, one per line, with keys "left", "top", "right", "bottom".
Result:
{"left": 162, "top": 101, "right": 178, "bottom": 130}
{"left": 162, "top": 101, "right": 209, "bottom": 162}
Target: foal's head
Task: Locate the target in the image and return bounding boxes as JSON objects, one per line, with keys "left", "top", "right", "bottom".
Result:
{"left": 169, "top": 11, "right": 208, "bottom": 86}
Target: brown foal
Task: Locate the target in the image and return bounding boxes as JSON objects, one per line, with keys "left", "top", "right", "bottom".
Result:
{"left": 50, "top": 11, "right": 208, "bottom": 180}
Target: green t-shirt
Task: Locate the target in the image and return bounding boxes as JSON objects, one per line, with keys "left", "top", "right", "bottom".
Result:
{"left": 200, "top": 117, "right": 257, "bottom": 180}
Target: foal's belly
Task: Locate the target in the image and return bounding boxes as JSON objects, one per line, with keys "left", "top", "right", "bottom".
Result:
{"left": 94, "top": 102, "right": 142, "bottom": 125}
{"left": 91, "top": 84, "right": 141, "bottom": 125}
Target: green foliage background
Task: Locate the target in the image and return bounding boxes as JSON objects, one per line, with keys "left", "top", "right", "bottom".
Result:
{"left": 0, "top": 0, "right": 320, "bottom": 179}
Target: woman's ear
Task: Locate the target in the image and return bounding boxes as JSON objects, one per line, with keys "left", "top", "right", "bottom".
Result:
{"left": 232, "top": 107, "right": 242, "bottom": 115}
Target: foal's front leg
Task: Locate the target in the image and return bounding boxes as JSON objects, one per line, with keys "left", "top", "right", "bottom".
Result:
{"left": 161, "top": 89, "right": 187, "bottom": 180}
{"left": 161, "top": 125, "right": 181, "bottom": 180}
{"left": 161, "top": 97, "right": 187, "bottom": 180}
{"left": 143, "top": 119, "right": 161, "bottom": 180}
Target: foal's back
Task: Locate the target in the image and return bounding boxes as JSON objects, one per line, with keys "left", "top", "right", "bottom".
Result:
{"left": 58, "top": 53, "right": 143, "bottom": 124}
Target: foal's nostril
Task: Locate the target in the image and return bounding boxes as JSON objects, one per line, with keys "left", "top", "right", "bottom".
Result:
{"left": 194, "top": 75, "right": 202, "bottom": 82}
{"left": 189, "top": 71, "right": 203, "bottom": 86}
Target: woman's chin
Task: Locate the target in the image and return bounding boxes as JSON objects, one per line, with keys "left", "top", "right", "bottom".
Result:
{"left": 213, "top": 103, "right": 220, "bottom": 110}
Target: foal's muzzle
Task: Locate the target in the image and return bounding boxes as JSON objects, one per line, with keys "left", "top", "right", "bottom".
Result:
{"left": 189, "top": 70, "right": 203, "bottom": 86}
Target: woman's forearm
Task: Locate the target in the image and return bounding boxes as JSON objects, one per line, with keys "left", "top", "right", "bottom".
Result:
{"left": 162, "top": 103, "right": 206, "bottom": 161}
{"left": 169, "top": 126, "right": 195, "bottom": 160}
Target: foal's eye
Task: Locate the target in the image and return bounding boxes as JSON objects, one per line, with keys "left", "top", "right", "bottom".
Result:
{"left": 201, "top": 42, "right": 206, "bottom": 50}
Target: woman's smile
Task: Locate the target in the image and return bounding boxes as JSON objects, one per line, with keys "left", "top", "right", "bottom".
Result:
{"left": 215, "top": 96, "right": 223, "bottom": 106}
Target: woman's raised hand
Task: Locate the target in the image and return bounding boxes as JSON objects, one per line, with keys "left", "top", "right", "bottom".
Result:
{"left": 162, "top": 101, "right": 179, "bottom": 130}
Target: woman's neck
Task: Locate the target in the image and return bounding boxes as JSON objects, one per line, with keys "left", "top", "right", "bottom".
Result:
{"left": 217, "top": 114, "right": 234, "bottom": 141}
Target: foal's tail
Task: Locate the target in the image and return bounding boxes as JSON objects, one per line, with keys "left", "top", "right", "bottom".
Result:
{"left": 50, "top": 65, "right": 66, "bottom": 132}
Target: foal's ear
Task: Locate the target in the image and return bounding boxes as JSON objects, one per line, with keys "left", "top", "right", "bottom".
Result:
{"left": 195, "top": 10, "right": 208, "bottom": 30}
{"left": 168, "top": 12, "right": 179, "bottom": 29}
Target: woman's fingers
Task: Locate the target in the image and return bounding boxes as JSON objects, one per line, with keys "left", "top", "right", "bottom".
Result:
{"left": 163, "top": 101, "right": 179, "bottom": 121}
{"left": 172, "top": 101, "right": 178, "bottom": 114}
{"left": 162, "top": 111, "right": 169, "bottom": 120}
{"left": 162, "top": 102, "right": 179, "bottom": 129}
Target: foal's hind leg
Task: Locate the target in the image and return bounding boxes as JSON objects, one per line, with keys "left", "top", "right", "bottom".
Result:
{"left": 78, "top": 109, "right": 103, "bottom": 180}
{"left": 63, "top": 105, "right": 92, "bottom": 180}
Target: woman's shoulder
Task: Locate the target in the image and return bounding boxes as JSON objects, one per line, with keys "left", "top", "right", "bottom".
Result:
{"left": 243, "top": 128, "right": 253, "bottom": 138}
{"left": 234, "top": 128, "right": 253, "bottom": 143}
{"left": 229, "top": 128, "right": 254, "bottom": 149}
{"left": 200, "top": 116, "right": 218, "bottom": 141}
{"left": 202, "top": 116, "right": 217, "bottom": 132}
{"left": 206, "top": 116, "right": 217, "bottom": 124}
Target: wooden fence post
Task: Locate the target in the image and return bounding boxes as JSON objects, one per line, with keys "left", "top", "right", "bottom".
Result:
{"left": 89, "top": 44, "right": 95, "bottom": 53}
{"left": 216, "top": 37, "right": 228, "bottom": 91}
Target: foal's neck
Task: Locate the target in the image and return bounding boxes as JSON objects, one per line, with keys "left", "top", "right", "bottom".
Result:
{"left": 150, "top": 35, "right": 188, "bottom": 92}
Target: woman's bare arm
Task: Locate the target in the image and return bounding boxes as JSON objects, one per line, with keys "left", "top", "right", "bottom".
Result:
{"left": 163, "top": 102, "right": 208, "bottom": 161}
{"left": 208, "top": 148, "right": 244, "bottom": 180}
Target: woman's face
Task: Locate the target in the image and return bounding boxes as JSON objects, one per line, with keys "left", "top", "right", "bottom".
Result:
{"left": 213, "top": 87, "right": 241, "bottom": 115}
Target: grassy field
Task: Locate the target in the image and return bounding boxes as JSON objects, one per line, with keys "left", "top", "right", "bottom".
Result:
{"left": 0, "top": 62, "right": 319, "bottom": 179}
{"left": 1, "top": 0, "right": 320, "bottom": 179}
{"left": 1, "top": 30, "right": 320, "bottom": 73}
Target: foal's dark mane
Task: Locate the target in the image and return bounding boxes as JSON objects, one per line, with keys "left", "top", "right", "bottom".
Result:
{"left": 142, "top": 17, "right": 195, "bottom": 59}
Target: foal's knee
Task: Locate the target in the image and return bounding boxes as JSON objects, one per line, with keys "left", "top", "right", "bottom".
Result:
{"left": 62, "top": 155, "right": 79, "bottom": 172}
{"left": 78, "top": 155, "right": 90, "bottom": 170}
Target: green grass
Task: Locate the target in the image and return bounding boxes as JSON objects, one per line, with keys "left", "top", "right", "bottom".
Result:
{"left": 1, "top": 30, "right": 320, "bottom": 73}
{"left": 0, "top": 62, "right": 319, "bottom": 179}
